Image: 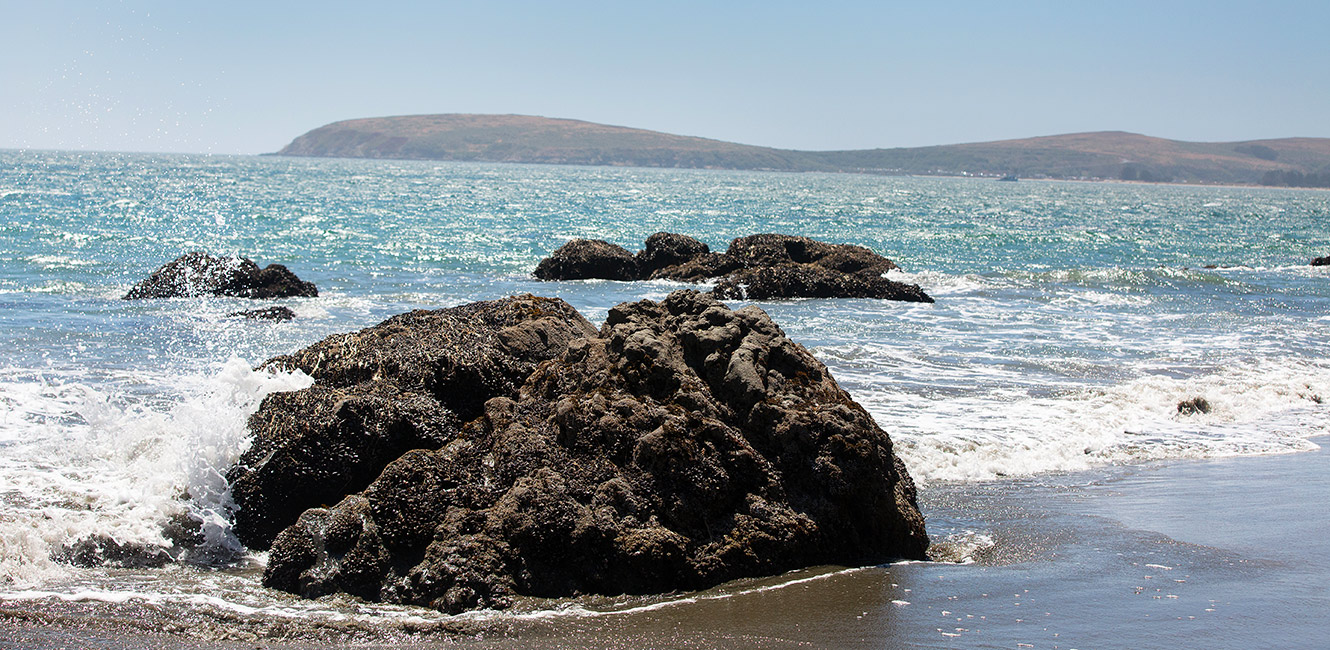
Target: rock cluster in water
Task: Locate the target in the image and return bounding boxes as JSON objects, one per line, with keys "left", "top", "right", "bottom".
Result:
{"left": 228, "top": 291, "right": 928, "bottom": 613}
{"left": 123, "top": 252, "right": 318, "bottom": 300}
{"left": 534, "top": 233, "right": 934, "bottom": 302}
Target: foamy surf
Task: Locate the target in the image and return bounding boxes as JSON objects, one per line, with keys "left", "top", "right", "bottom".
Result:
{"left": 0, "top": 359, "right": 311, "bottom": 589}
{"left": 859, "top": 359, "right": 1329, "bottom": 482}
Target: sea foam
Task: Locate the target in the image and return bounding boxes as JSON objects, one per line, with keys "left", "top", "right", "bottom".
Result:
{"left": 0, "top": 359, "right": 310, "bottom": 588}
{"left": 859, "top": 359, "right": 1329, "bottom": 482}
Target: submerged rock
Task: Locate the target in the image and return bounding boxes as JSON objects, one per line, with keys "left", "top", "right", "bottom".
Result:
{"left": 228, "top": 306, "right": 297, "bottom": 321}
{"left": 1177, "top": 397, "right": 1212, "bottom": 415}
{"left": 242, "top": 291, "right": 928, "bottom": 613}
{"left": 532, "top": 239, "right": 639, "bottom": 281}
{"left": 53, "top": 510, "right": 209, "bottom": 568}
{"left": 123, "top": 252, "right": 317, "bottom": 300}
{"left": 53, "top": 535, "right": 175, "bottom": 569}
{"left": 533, "top": 232, "right": 931, "bottom": 301}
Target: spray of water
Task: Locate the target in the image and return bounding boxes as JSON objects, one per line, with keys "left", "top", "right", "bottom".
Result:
{"left": 0, "top": 359, "right": 311, "bottom": 588}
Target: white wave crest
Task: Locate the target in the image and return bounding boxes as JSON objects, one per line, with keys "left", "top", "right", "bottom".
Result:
{"left": 859, "top": 360, "right": 1329, "bottom": 483}
{"left": 0, "top": 360, "right": 311, "bottom": 588}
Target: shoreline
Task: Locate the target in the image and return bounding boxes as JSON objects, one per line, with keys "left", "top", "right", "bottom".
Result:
{"left": 5, "top": 439, "right": 1326, "bottom": 649}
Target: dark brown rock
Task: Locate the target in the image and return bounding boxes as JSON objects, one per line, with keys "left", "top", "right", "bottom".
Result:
{"left": 228, "top": 295, "right": 597, "bottom": 550}
{"left": 123, "top": 252, "right": 318, "bottom": 300}
{"left": 533, "top": 232, "right": 929, "bottom": 302}
{"left": 635, "top": 232, "right": 710, "bottom": 277}
{"left": 250, "top": 264, "right": 319, "bottom": 299}
{"left": 649, "top": 252, "right": 742, "bottom": 281}
{"left": 713, "top": 265, "right": 934, "bottom": 302}
{"left": 258, "top": 295, "right": 597, "bottom": 416}
{"left": 1312, "top": 256, "right": 1330, "bottom": 266}
{"left": 229, "top": 382, "right": 460, "bottom": 551}
{"left": 532, "top": 239, "right": 639, "bottom": 281}
{"left": 253, "top": 291, "right": 928, "bottom": 612}
{"left": 724, "top": 234, "right": 899, "bottom": 276}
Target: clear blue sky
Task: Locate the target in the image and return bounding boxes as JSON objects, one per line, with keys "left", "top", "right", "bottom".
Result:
{"left": 3, "top": 1, "right": 1327, "bottom": 154}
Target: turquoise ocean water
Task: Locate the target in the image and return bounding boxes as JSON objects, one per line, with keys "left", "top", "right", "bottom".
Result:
{"left": 1, "top": 150, "right": 1328, "bottom": 644}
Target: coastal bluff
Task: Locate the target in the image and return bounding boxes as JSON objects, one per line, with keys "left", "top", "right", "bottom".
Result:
{"left": 227, "top": 291, "right": 928, "bottom": 613}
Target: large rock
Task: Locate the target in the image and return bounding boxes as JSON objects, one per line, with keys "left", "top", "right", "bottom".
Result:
{"left": 227, "top": 295, "right": 597, "bottom": 550}
{"left": 1312, "top": 256, "right": 1330, "bottom": 266}
{"left": 532, "top": 239, "right": 639, "bottom": 281}
{"left": 123, "top": 252, "right": 317, "bottom": 300}
{"left": 713, "top": 264, "right": 935, "bottom": 302}
{"left": 229, "top": 383, "right": 459, "bottom": 551}
{"left": 250, "top": 291, "right": 928, "bottom": 613}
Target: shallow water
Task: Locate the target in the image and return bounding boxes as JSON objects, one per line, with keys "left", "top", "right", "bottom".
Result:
{"left": 6, "top": 443, "right": 1328, "bottom": 648}
{"left": 1, "top": 150, "right": 1328, "bottom": 645}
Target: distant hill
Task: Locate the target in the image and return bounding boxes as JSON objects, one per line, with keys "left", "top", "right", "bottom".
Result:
{"left": 276, "top": 114, "right": 829, "bottom": 172}
{"left": 275, "top": 115, "right": 1330, "bottom": 187}
{"left": 818, "top": 132, "right": 1330, "bottom": 186}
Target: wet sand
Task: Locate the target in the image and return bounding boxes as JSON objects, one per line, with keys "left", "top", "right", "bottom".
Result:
{"left": 5, "top": 438, "right": 1327, "bottom": 649}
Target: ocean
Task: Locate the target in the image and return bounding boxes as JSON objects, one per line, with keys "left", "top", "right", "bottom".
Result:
{"left": 1, "top": 149, "right": 1328, "bottom": 648}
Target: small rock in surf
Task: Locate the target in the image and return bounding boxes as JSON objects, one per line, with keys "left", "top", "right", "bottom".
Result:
{"left": 1177, "top": 397, "right": 1212, "bottom": 415}
{"left": 123, "top": 252, "right": 317, "bottom": 300}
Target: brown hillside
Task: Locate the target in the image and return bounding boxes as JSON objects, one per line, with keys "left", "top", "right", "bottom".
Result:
{"left": 275, "top": 115, "right": 1330, "bottom": 185}
{"left": 277, "top": 114, "right": 827, "bottom": 171}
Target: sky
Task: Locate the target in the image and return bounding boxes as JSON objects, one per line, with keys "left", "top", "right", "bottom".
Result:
{"left": 2, "top": 1, "right": 1327, "bottom": 155}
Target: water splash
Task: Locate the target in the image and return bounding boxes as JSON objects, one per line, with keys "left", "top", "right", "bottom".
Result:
{"left": 0, "top": 359, "right": 310, "bottom": 587}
